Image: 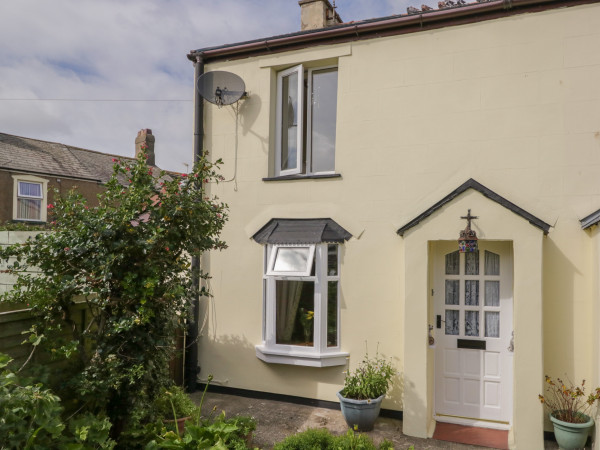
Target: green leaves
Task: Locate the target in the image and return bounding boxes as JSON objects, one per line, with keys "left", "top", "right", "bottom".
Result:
{"left": 0, "top": 147, "right": 228, "bottom": 436}
{"left": 0, "top": 352, "right": 65, "bottom": 448}
{"left": 341, "top": 346, "right": 396, "bottom": 401}
{"left": 146, "top": 412, "right": 256, "bottom": 450}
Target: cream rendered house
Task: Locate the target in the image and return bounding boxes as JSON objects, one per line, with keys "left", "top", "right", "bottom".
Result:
{"left": 187, "top": 0, "right": 600, "bottom": 447}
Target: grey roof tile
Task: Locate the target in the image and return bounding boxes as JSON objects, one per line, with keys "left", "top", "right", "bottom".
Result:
{"left": 0, "top": 133, "right": 165, "bottom": 184}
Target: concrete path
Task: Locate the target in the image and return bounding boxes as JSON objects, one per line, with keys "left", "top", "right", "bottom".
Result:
{"left": 188, "top": 390, "right": 555, "bottom": 449}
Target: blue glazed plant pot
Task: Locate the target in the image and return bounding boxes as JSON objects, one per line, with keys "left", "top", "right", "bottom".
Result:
{"left": 550, "top": 412, "right": 593, "bottom": 450}
{"left": 337, "top": 390, "right": 385, "bottom": 432}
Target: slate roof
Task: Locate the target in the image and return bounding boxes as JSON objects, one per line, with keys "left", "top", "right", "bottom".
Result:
{"left": 580, "top": 209, "right": 600, "bottom": 230}
{"left": 396, "top": 178, "right": 552, "bottom": 236}
{"left": 0, "top": 132, "right": 137, "bottom": 183}
{"left": 253, "top": 218, "right": 352, "bottom": 244}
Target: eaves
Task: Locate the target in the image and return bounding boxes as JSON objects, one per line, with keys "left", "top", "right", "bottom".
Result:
{"left": 188, "top": 0, "right": 599, "bottom": 63}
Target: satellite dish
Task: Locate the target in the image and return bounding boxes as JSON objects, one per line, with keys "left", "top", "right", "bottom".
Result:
{"left": 197, "top": 71, "right": 246, "bottom": 107}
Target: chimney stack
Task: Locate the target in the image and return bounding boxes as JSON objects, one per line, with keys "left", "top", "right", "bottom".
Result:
{"left": 299, "top": 0, "right": 342, "bottom": 31}
{"left": 135, "top": 128, "right": 155, "bottom": 165}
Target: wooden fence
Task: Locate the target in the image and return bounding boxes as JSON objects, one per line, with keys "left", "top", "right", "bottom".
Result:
{"left": 0, "top": 230, "right": 184, "bottom": 383}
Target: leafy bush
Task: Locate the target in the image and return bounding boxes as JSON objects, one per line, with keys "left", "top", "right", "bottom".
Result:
{"left": 0, "top": 149, "right": 228, "bottom": 438}
{"left": 0, "top": 353, "right": 65, "bottom": 448}
{"left": 66, "top": 412, "right": 116, "bottom": 449}
{"left": 0, "top": 353, "right": 116, "bottom": 449}
{"left": 274, "top": 428, "right": 393, "bottom": 450}
{"left": 146, "top": 412, "right": 256, "bottom": 449}
{"left": 274, "top": 428, "right": 334, "bottom": 449}
{"left": 153, "top": 385, "right": 198, "bottom": 421}
{"left": 341, "top": 346, "right": 396, "bottom": 400}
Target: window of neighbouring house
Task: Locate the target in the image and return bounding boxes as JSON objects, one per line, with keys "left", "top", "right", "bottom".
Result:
{"left": 253, "top": 218, "right": 350, "bottom": 367}
{"left": 12, "top": 175, "right": 48, "bottom": 222}
{"left": 275, "top": 64, "right": 338, "bottom": 177}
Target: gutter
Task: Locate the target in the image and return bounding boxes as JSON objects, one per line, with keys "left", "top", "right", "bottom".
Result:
{"left": 185, "top": 54, "right": 204, "bottom": 393}
{"left": 187, "top": 0, "right": 597, "bottom": 63}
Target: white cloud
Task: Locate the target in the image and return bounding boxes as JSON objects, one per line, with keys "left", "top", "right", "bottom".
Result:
{"left": 0, "top": 0, "right": 410, "bottom": 172}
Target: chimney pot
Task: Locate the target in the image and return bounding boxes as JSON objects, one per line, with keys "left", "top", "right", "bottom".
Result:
{"left": 299, "top": 0, "right": 342, "bottom": 31}
{"left": 135, "top": 128, "right": 156, "bottom": 165}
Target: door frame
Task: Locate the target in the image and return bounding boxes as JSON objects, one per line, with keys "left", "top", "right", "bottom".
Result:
{"left": 431, "top": 240, "right": 514, "bottom": 430}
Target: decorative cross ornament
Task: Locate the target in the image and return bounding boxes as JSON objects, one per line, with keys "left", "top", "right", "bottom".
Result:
{"left": 458, "top": 209, "right": 478, "bottom": 253}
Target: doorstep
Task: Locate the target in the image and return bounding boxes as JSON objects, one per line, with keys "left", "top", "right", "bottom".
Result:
{"left": 433, "top": 422, "right": 508, "bottom": 449}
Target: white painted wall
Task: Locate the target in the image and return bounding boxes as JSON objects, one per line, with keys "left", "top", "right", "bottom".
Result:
{"left": 199, "top": 4, "right": 600, "bottom": 448}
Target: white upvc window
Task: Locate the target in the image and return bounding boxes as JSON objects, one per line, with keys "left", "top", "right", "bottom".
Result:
{"left": 257, "top": 243, "right": 347, "bottom": 367}
{"left": 12, "top": 175, "right": 48, "bottom": 222}
{"left": 266, "top": 245, "right": 315, "bottom": 277}
{"left": 275, "top": 64, "right": 338, "bottom": 177}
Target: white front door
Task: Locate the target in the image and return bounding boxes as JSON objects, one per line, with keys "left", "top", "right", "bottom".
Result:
{"left": 434, "top": 241, "right": 513, "bottom": 428}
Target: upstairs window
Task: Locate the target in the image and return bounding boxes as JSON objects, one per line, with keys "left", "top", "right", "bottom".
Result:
{"left": 12, "top": 175, "right": 48, "bottom": 222}
{"left": 275, "top": 65, "right": 338, "bottom": 177}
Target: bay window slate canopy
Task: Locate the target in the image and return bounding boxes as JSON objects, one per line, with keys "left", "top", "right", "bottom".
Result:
{"left": 252, "top": 218, "right": 351, "bottom": 244}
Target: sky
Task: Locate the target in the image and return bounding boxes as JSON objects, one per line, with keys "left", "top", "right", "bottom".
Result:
{"left": 0, "top": 0, "right": 415, "bottom": 172}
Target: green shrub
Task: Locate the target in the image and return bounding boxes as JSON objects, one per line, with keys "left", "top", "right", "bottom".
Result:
{"left": 0, "top": 353, "right": 116, "bottom": 449}
{"left": 274, "top": 428, "right": 394, "bottom": 450}
{"left": 152, "top": 385, "right": 198, "bottom": 421}
{"left": 341, "top": 346, "right": 396, "bottom": 401}
{"left": 274, "top": 428, "right": 335, "bottom": 449}
{"left": 66, "top": 412, "right": 116, "bottom": 449}
{"left": 0, "top": 353, "right": 65, "bottom": 449}
{"left": 145, "top": 412, "right": 256, "bottom": 449}
{"left": 0, "top": 149, "right": 228, "bottom": 439}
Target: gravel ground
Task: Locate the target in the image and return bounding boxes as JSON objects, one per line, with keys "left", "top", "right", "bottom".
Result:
{"left": 187, "top": 390, "right": 541, "bottom": 450}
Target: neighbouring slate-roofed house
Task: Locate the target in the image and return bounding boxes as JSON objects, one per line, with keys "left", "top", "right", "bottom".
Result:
{"left": 0, "top": 129, "right": 160, "bottom": 303}
{"left": 188, "top": 0, "right": 600, "bottom": 448}
{"left": 0, "top": 129, "right": 158, "bottom": 224}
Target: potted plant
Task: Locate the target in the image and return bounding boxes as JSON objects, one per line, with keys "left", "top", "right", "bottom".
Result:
{"left": 539, "top": 375, "right": 600, "bottom": 449}
{"left": 153, "top": 385, "right": 197, "bottom": 434}
{"left": 337, "top": 347, "right": 396, "bottom": 431}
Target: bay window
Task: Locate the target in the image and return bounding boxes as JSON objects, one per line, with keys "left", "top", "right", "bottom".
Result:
{"left": 253, "top": 218, "right": 351, "bottom": 367}
{"left": 257, "top": 243, "right": 345, "bottom": 366}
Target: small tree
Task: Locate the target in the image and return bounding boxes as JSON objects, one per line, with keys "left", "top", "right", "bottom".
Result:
{"left": 0, "top": 149, "right": 228, "bottom": 437}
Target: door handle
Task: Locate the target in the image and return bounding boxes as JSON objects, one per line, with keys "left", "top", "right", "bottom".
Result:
{"left": 428, "top": 325, "right": 435, "bottom": 346}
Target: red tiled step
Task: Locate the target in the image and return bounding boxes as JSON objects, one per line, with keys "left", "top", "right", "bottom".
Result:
{"left": 433, "top": 422, "right": 509, "bottom": 449}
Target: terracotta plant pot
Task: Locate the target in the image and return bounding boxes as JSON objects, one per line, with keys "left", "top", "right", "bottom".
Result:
{"left": 550, "top": 412, "right": 593, "bottom": 450}
{"left": 337, "top": 390, "right": 384, "bottom": 432}
{"left": 163, "top": 416, "right": 191, "bottom": 435}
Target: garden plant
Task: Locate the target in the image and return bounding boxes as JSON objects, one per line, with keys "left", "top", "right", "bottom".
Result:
{"left": 273, "top": 428, "right": 394, "bottom": 450}
{"left": 0, "top": 147, "right": 228, "bottom": 442}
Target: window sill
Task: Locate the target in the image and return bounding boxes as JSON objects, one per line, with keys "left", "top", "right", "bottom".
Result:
{"left": 255, "top": 345, "right": 348, "bottom": 367}
{"left": 12, "top": 219, "right": 46, "bottom": 224}
{"left": 262, "top": 174, "right": 341, "bottom": 182}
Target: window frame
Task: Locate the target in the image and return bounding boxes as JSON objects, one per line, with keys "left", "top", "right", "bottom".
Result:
{"left": 274, "top": 64, "right": 338, "bottom": 178}
{"left": 266, "top": 244, "right": 315, "bottom": 277}
{"left": 257, "top": 242, "right": 347, "bottom": 367}
{"left": 275, "top": 64, "right": 304, "bottom": 177}
{"left": 305, "top": 65, "right": 338, "bottom": 176}
{"left": 12, "top": 174, "right": 48, "bottom": 222}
